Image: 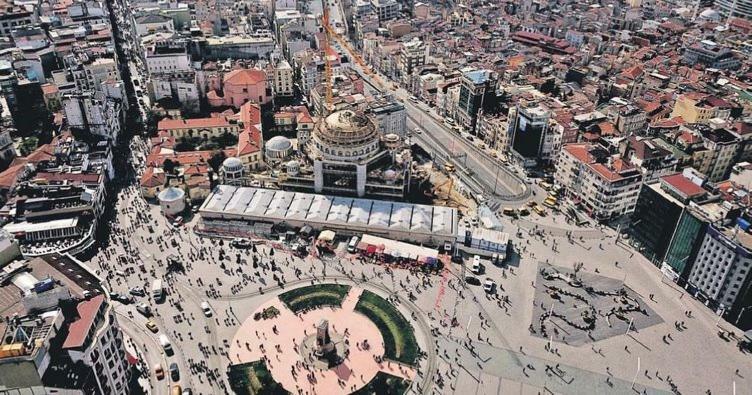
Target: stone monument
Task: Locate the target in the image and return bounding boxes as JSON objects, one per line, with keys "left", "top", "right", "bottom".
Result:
{"left": 315, "top": 319, "right": 337, "bottom": 360}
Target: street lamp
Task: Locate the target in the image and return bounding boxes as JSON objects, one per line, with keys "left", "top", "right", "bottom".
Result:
{"left": 735, "top": 306, "right": 751, "bottom": 326}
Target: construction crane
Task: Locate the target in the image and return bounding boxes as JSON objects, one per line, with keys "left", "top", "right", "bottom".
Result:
{"left": 321, "top": 3, "right": 385, "bottom": 97}
{"left": 321, "top": 6, "right": 334, "bottom": 112}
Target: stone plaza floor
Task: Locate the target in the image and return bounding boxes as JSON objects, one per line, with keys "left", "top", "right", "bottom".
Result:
{"left": 530, "top": 262, "right": 663, "bottom": 346}
{"left": 228, "top": 287, "right": 416, "bottom": 394}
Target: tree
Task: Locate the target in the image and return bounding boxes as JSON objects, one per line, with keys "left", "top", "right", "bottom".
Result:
{"left": 19, "top": 137, "right": 39, "bottom": 156}
{"left": 208, "top": 150, "right": 227, "bottom": 173}
{"left": 163, "top": 158, "right": 178, "bottom": 174}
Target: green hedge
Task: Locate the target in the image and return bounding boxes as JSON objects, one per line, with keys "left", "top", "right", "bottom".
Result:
{"left": 352, "top": 372, "right": 411, "bottom": 395}
{"left": 227, "top": 360, "right": 288, "bottom": 395}
{"left": 278, "top": 284, "right": 351, "bottom": 313}
{"left": 355, "top": 290, "right": 419, "bottom": 365}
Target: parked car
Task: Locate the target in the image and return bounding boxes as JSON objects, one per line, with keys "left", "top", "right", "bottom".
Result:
{"left": 136, "top": 303, "right": 152, "bottom": 317}
{"left": 201, "top": 301, "right": 213, "bottom": 317}
{"left": 471, "top": 256, "right": 482, "bottom": 274}
{"left": 169, "top": 362, "right": 180, "bottom": 381}
{"left": 154, "top": 364, "right": 165, "bottom": 380}
{"left": 231, "top": 238, "right": 251, "bottom": 248}
{"left": 129, "top": 287, "right": 146, "bottom": 297}
{"left": 465, "top": 276, "right": 481, "bottom": 286}
{"left": 145, "top": 320, "right": 159, "bottom": 333}
{"left": 484, "top": 278, "right": 495, "bottom": 293}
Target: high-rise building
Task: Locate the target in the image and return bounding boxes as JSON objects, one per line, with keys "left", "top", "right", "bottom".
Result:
{"left": 370, "top": 0, "right": 401, "bottom": 22}
{"left": 716, "top": 0, "right": 752, "bottom": 21}
{"left": 688, "top": 224, "right": 752, "bottom": 328}
{"left": 508, "top": 104, "right": 560, "bottom": 167}
{"left": 456, "top": 69, "right": 497, "bottom": 133}
{"left": 398, "top": 38, "right": 426, "bottom": 84}
{"left": 630, "top": 171, "right": 711, "bottom": 267}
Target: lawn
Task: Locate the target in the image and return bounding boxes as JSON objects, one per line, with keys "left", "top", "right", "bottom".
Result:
{"left": 278, "top": 284, "right": 351, "bottom": 313}
{"left": 355, "top": 290, "right": 419, "bottom": 365}
{"left": 227, "top": 360, "right": 288, "bottom": 395}
{"left": 352, "top": 372, "right": 411, "bottom": 395}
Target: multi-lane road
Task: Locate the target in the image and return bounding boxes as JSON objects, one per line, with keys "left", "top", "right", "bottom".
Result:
{"left": 340, "top": 53, "right": 531, "bottom": 205}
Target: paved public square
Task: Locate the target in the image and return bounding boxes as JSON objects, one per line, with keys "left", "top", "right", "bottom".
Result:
{"left": 531, "top": 262, "right": 663, "bottom": 346}
{"left": 88, "top": 147, "right": 752, "bottom": 395}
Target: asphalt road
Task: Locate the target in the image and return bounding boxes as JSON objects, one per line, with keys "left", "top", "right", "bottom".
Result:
{"left": 347, "top": 62, "right": 530, "bottom": 203}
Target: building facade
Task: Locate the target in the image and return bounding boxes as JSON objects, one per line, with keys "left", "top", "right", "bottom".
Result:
{"left": 556, "top": 143, "right": 643, "bottom": 220}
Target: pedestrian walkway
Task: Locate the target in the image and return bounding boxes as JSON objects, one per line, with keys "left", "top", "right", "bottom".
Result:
{"left": 439, "top": 336, "right": 671, "bottom": 395}
{"left": 516, "top": 217, "right": 606, "bottom": 239}
{"left": 341, "top": 287, "right": 363, "bottom": 311}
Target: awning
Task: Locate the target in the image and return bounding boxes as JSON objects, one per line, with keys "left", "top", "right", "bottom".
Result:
{"left": 318, "top": 230, "right": 336, "bottom": 242}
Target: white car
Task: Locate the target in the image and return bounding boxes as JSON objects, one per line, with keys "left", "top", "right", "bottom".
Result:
{"left": 483, "top": 278, "right": 495, "bottom": 293}
{"left": 201, "top": 301, "right": 213, "bottom": 317}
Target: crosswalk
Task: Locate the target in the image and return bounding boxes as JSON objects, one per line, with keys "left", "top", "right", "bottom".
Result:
{"left": 487, "top": 201, "right": 502, "bottom": 211}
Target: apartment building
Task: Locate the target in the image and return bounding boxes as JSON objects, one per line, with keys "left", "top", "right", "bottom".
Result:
{"left": 0, "top": 254, "right": 130, "bottom": 394}
{"left": 398, "top": 38, "right": 426, "bottom": 84}
{"left": 688, "top": 224, "right": 752, "bottom": 325}
{"left": 157, "top": 116, "right": 240, "bottom": 139}
{"left": 671, "top": 93, "right": 734, "bottom": 124}
{"left": 556, "top": 143, "right": 643, "bottom": 220}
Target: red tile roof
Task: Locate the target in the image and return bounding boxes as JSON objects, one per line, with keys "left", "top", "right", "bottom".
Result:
{"left": 158, "top": 117, "right": 232, "bottom": 130}
{"left": 0, "top": 160, "right": 29, "bottom": 189}
{"left": 661, "top": 173, "right": 705, "bottom": 199}
{"left": 26, "top": 144, "right": 56, "bottom": 163}
{"left": 139, "top": 166, "right": 166, "bottom": 188}
{"left": 223, "top": 68, "right": 266, "bottom": 86}
{"left": 237, "top": 126, "right": 261, "bottom": 156}
{"left": 145, "top": 149, "right": 213, "bottom": 167}
{"left": 34, "top": 172, "right": 102, "bottom": 185}
{"left": 63, "top": 294, "right": 104, "bottom": 349}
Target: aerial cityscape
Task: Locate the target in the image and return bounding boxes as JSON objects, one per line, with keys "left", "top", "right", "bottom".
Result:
{"left": 0, "top": 0, "right": 751, "bottom": 394}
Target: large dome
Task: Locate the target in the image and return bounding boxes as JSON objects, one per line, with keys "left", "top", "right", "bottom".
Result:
{"left": 311, "top": 110, "right": 380, "bottom": 163}
{"left": 265, "top": 136, "right": 293, "bottom": 152}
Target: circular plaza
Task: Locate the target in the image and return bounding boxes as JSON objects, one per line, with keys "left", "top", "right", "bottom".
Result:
{"left": 228, "top": 284, "right": 419, "bottom": 394}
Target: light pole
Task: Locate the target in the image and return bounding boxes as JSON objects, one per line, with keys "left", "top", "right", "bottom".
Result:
{"left": 735, "top": 306, "right": 751, "bottom": 326}
{"left": 630, "top": 356, "right": 641, "bottom": 390}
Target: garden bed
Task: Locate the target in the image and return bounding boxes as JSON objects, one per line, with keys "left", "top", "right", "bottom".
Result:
{"left": 355, "top": 290, "right": 418, "bottom": 365}
{"left": 278, "top": 284, "right": 351, "bottom": 313}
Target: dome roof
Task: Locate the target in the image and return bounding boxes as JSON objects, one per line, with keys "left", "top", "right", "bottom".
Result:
{"left": 158, "top": 187, "right": 185, "bottom": 202}
{"left": 324, "top": 110, "right": 372, "bottom": 132}
{"left": 222, "top": 157, "right": 243, "bottom": 171}
{"left": 699, "top": 9, "right": 720, "bottom": 19}
{"left": 265, "top": 136, "right": 293, "bottom": 152}
{"left": 384, "top": 133, "right": 400, "bottom": 142}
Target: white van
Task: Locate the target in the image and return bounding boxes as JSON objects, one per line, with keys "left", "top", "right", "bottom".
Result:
{"left": 151, "top": 279, "right": 164, "bottom": 301}
{"left": 471, "top": 255, "right": 481, "bottom": 274}
{"left": 347, "top": 236, "right": 359, "bottom": 253}
{"left": 159, "top": 334, "right": 173, "bottom": 354}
